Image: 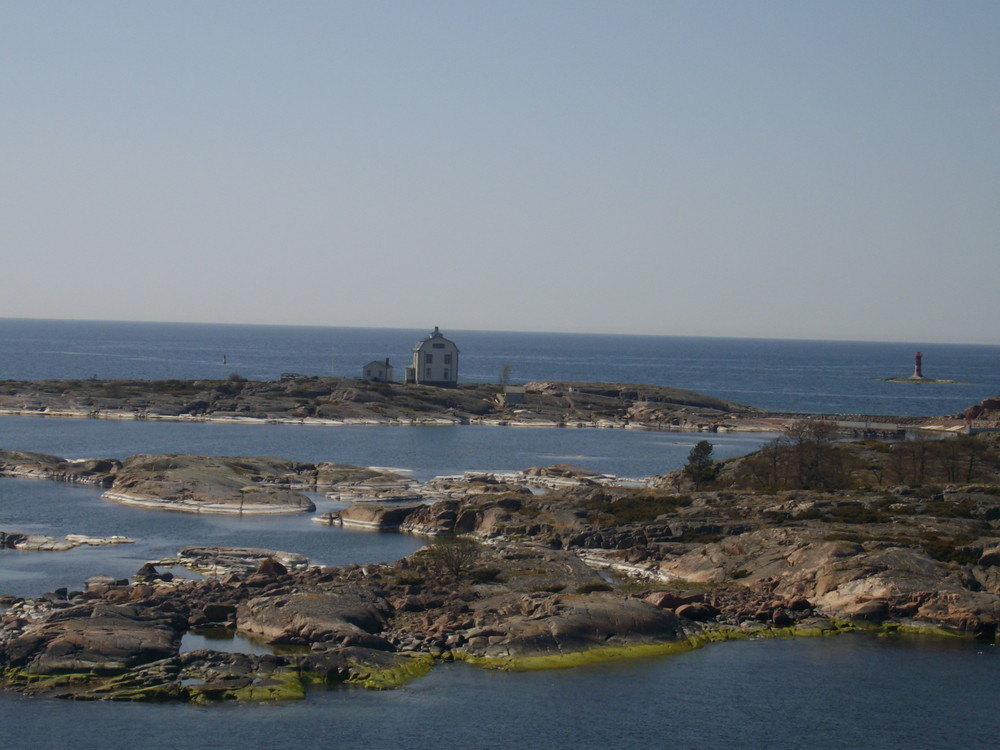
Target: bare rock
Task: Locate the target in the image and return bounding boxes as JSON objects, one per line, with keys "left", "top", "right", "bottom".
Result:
{"left": 675, "top": 602, "right": 720, "bottom": 622}
{"left": 236, "top": 588, "right": 392, "bottom": 649}
{"left": 2, "top": 603, "right": 185, "bottom": 675}
{"left": 465, "top": 592, "right": 681, "bottom": 658}
{"left": 102, "top": 454, "right": 316, "bottom": 515}
{"left": 338, "top": 504, "right": 421, "bottom": 531}
{"left": 644, "top": 591, "right": 703, "bottom": 609}
{"left": 174, "top": 546, "right": 309, "bottom": 576}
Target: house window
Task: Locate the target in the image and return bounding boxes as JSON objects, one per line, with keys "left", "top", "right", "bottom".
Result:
{"left": 425, "top": 367, "right": 432, "bottom": 378}
{"left": 425, "top": 354, "right": 433, "bottom": 364}
{"left": 443, "top": 369, "right": 450, "bottom": 380}
{"left": 444, "top": 354, "right": 452, "bottom": 365}
{"left": 432, "top": 343, "right": 445, "bottom": 349}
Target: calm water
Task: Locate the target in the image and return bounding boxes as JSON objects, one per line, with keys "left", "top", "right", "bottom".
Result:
{"left": 0, "top": 635, "right": 995, "bottom": 749}
{"left": 1, "top": 318, "right": 998, "bottom": 746}
{"left": 2, "top": 317, "right": 998, "bottom": 415}
{"left": 0, "top": 419, "right": 774, "bottom": 598}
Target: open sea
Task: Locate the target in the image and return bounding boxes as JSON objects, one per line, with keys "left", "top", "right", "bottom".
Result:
{"left": 2, "top": 318, "right": 999, "bottom": 415}
{"left": 1, "top": 318, "right": 999, "bottom": 749}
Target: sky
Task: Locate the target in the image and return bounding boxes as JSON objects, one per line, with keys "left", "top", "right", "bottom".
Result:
{"left": 1, "top": 1, "right": 998, "bottom": 344}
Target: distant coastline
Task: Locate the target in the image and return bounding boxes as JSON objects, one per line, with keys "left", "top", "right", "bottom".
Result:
{"left": 0, "top": 376, "right": 757, "bottom": 432}
{"left": 0, "top": 376, "right": 978, "bottom": 435}
{"left": 2, "top": 318, "right": 996, "bottom": 417}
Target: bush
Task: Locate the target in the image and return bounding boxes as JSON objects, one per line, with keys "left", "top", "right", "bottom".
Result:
{"left": 679, "top": 531, "right": 724, "bottom": 544}
{"left": 421, "top": 535, "right": 482, "bottom": 578}
{"left": 582, "top": 492, "right": 692, "bottom": 525}
{"left": 823, "top": 504, "right": 890, "bottom": 524}
{"left": 470, "top": 567, "right": 501, "bottom": 583}
{"left": 576, "top": 582, "right": 613, "bottom": 593}
{"left": 923, "top": 541, "right": 979, "bottom": 565}
{"left": 394, "top": 572, "right": 424, "bottom": 587}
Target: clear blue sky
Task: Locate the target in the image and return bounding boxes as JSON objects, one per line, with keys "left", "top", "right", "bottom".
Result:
{"left": 2, "top": 1, "right": 997, "bottom": 343}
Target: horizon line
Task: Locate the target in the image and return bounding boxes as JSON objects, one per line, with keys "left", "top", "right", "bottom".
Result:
{"left": 1, "top": 315, "right": 996, "bottom": 349}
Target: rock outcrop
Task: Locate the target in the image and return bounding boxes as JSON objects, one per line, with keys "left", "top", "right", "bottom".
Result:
{"left": 103, "top": 455, "right": 316, "bottom": 514}
{"left": 0, "top": 450, "right": 413, "bottom": 516}
{"left": 3, "top": 603, "right": 185, "bottom": 675}
{"left": 5, "top": 432, "right": 1000, "bottom": 703}
{"left": 237, "top": 588, "right": 392, "bottom": 649}
{"left": 0, "top": 377, "right": 754, "bottom": 430}
{"left": 0, "top": 542, "right": 690, "bottom": 701}
{"left": 167, "top": 546, "right": 311, "bottom": 575}
{"left": 0, "top": 532, "right": 133, "bottom": 551}
{"left": 0, "top": 449, "right": 120, "bottom": 485}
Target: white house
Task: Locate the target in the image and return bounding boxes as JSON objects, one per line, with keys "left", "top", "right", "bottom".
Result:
{"left": 405, "top": 327, "right": 459, "bottom": 386}
{"left": 362, "top": 358, "right": 394, "bottom": 382}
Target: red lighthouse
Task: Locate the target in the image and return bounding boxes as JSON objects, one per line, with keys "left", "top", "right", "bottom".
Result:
{"left": 912, "top": 351, "right": 923, "bottom": 379}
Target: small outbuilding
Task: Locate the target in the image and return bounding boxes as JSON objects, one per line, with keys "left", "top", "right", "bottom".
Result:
{"left": 405, "top": 327, "right": 459, "bottom": 386}
{"left": 499, "top": 385, "right": 525, "bottom": 405}
{"left": 362, "top": 358, "right": 394, "bottom": 383}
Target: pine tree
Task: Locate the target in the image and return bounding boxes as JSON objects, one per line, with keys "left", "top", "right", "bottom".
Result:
{"left": 684, "top": 440, "right": 717, "bottom": 487}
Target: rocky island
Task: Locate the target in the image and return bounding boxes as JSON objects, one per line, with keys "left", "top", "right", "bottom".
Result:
{"left": 0, "top": 449, "right": 412, "bottom": 515}
{"left": 4, "top": 417, "right": 1000, "bottom": 702}
{"left": 0, "top": 376, "right": 757, "bottom": 430}
{"left": 2, "top": 375, "right": 993, "bottom": 435}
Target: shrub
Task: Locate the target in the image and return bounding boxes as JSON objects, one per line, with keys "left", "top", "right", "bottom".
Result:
{"left": 470, "top": 567, "right": 501, "bottom": 583}
{"left": 394, "top": 572, "right": 424, "bottom": 587}
{"left": 582, "top": 492, "right": 692, "bottom": 525}
{"left": 421, "top": 534, "right": 482, "bottom": 578}
{"left": 919, "top": 500, "right": 976, "bottom": 519}
{"left": 923, "top": 541, "right": 979, "bottom": 565}
{"left": 823, "top": 504, "right": 890, "bottom": 524}
{"left": 576, "top": 582, "right": 613, "bottom": 593}
{"left": 679, "top": 531, "right": 724, "bottom": 544}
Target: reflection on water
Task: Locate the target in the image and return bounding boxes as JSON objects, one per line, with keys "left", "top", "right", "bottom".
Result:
{"left": 180, "top": 629, "right": 274, "bottom": 656}
{"left": 0, "top": 634, "right": 995, "bottom": 750}
{"left": 0, "top": 416, "right": 777, "bottom": 600}
{"left": 0, "top": 417, "right": 779, "bottom": 482}
{"left": 0, "top": 477, "right": 426, "bottom": 599}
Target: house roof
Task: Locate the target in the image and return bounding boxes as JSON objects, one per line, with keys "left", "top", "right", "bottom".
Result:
{"left": 412, "top": 326, "right": 459, "bottom": 352}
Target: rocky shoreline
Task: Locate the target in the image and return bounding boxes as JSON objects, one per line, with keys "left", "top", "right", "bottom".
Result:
{"left": 4, "top": 385, "right": 1000, "bottom": 702}
{"left": 0, "top": 541, "right": 893, "bottom": 703}
{"left": 4, "top": 422, "right": 1000, "bottom": 701}
{"left": 0, "top": 376, "right": 765, "bottom": 432}
{"left": 1, "top": 376, "right": 985, "bottom": 439}
{"left": 0, "top": 450, "right": 412, "bottom": 515}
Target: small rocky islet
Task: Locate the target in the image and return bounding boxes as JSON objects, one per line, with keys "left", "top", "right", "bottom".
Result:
{"left": 0, "top": 376, "right": 756, "bottom": 430}
{"left": 3, "top": 384, "right": 1000, "bottom": 701}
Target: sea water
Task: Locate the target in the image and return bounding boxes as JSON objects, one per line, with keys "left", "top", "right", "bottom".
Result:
{"left": 2, "top": 318, "right": 998, "bottom": 415}
{"left": 1, "top": 319, "right": 998, "bottom": 748}
{"left": 0, "top": 636, "right": 995, "bottom": 750}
